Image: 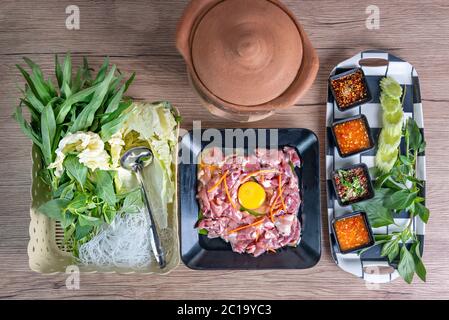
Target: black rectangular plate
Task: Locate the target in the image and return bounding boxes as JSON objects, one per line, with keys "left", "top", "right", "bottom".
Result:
{"left": 179, "top": 128, "right": 321, "bottom": 270}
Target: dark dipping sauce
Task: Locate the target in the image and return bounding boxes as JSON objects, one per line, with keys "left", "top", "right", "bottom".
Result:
{"left": 333, "top": 167, "right": 370, "bottom": 205}
{"left": 330, "top": 70, "right": 368, "bottom": 109}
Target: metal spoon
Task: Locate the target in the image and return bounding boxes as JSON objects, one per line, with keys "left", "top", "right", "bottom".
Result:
{"left": 120, "top": 147, "right": 166, "bottom": 269}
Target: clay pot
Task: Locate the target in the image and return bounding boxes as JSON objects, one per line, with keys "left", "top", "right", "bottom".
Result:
{"left": 176, "top": 0, "right": 319, "bottom": 122}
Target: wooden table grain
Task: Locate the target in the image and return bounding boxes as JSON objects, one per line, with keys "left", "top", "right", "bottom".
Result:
{"left": 1, "top": 0, "right": 449, "bottom": 300}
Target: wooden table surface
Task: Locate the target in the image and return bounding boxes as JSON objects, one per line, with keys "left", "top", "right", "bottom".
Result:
{"left": 1, "top": 0, "right": 449, "bottom": 300}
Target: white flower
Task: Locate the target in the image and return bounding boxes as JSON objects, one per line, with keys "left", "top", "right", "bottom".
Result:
{"left": 48, "top": 131, "right": 111, "bottom": 177}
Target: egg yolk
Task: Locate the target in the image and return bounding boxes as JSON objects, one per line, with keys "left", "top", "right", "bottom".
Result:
{"left": 238, "top": 181, "right": 266, "bottom": 210}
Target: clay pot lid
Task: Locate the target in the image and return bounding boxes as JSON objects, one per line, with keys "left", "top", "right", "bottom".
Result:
{"left": 191, "top": 0, "right": 303, "bottom": 107}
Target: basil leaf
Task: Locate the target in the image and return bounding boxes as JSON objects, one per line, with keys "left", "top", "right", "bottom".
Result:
{"left": 199, "top": 229, "right": 208, "bottom": 235}
{"left": 69, "top": 65, "right": 117, "bottom": 132}
{"left": 384, "top": 189, "right": 418, "bottom": 210}
{"left": 352, "top": 188, "right": 394, "bottom": 228}
{"left": 55, "top": 55, "right": 63, "bottom": 89}
{"left": 406, "top": 118, "right": 423, "bottom": 152}
{"left": 40, "top": 103, "right": 56, "bottom": 165}
{"left": 411, "top": 241, "right": 426, "bottom": 282}
{"left": 121, "top": 189, "right": 143, "bottom": 214}
{"left": 67, "top": 193, "right": 88, "bottom": 214}
{"left": 78, "top": 214, "right": 102, "bottom": 227}
{"left": 398, "top": 246, "right": 415, "bottom": 284}
{"left": 380, "top": 238, "right": 400, "bottom": 262}
{"left": 64, "top": 155, "right": 87, "bottom": 188}
{"left": 415, "top": 202, "right": 430, "bottom": 223}
{"left": 55, "top": 83, "right": 99, "bottom": 124}
{"left": 95, "top": 170, "right": 116, "bottom": 206}
{"left": 240, "top": 206, "right": 265, "bottom": 217}
{"left": 16, "top": 64, "right": 49, "bottom": 105}
{"left": 75, "top": 224, "right": 93, "bottom": 240}
{"left": 38, "top": 198, "right": 70, "bottom": 220}
{"left": 13, "top": 105, "right": 42, "bottom": 148}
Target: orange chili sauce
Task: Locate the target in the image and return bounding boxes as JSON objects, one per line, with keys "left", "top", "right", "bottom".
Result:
{"left": 334, "top": 118, "right": 371, "bottom": 155}
{"left": 334, "top": 214, "right": 371, "bottom": 252}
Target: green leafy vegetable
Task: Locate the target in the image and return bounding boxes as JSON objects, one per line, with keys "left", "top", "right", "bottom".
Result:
{"left": 360, "top": 117, "right": 429, "bottom": 284}
{"left": 398, "top": 246, "right": 415, "bottom": 284}
{"left": 353, "top": 188, "right": 394, "bottom": 228}
{"left": 64, "top": 155, "right": 87, "bottom": 188}
{"left": 38, "top": 198, "right": 70, "bottom": 220}
{"left": 13, "top": 54, "right": 138, "bottom": 255}
{"left": 95, "top": 171, "right": 116, "bottom": 206}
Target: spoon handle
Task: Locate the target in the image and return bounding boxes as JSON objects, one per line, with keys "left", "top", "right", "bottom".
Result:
{"left": 134, "top": 167, "right": 166, "bottom": 269}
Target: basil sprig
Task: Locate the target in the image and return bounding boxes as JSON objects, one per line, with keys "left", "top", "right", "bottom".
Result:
{"left": 354, "top": 118, "right": 428, "bottom": 283}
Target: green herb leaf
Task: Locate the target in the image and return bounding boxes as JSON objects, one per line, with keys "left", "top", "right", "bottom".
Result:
{"left": 55, "top": 55, "right": 63, "bottom": 89}
{"left": 60, "top": 182, "right": 76, "bottom": 200}
{"left": 75, "top": 224, "right": 93, "bottom": 240}
{"left": 411, "top": 241, "right": 426, "bottom": 282}
{"left": 120, "top": 189, "right": 143, "bottom": 214}
{"left": 13, "top": 104, "right": 42, "bottom": 148}
{"left": 374, "top": 172, "right": 392, "bottom": 189}
{"left": 103, "top": 204, "right": 117, "bottom": 224}
{"left": 69, "top": 65, "right": 117, "bottom": 132}
{"left": 380, "top": 237, "right": 400, "bottom": 262}
{"left": 67, "top": 193, "right": 88, "bottom": 214}
{"left": 60, "top": 211, "right": 75, "bottom": 229}
{"left": 199, "top": 229, "right": 208, "bottom": 235}
{"left": 415, "top": 202, "right": 430, "bottom": 223}
{"left": 352, "top": 188, "right": 394, "bottom": 228}
{"left": 55, "top": 83, "right": 100, "bottom": 124}
{"left": 95, "top": 170, "right": 116, "bottom": 206}
{"left": 398, "top": 246, "right": 415, "bottom": 284}
{"left": 406, "top": 118, "right": 423, "bottom": 152}
{"left": 78, "top": 214, "right": 102, "bottom": 227}
{"left": 40, "top": 102, "right": 56, "bottom": 165}
{"left": 240, "top": 206, "right": 265, "bottom": 217}
{"left": 399, "top": 155, "right": 412, "bottom": 166}
{"left": 38, "top": 198, "right": 70, "bottom": 220}
{"left": 64, "top": 155, "right": 87, "bottom": 188}
{"left": 384, "top": 189, "right": 418, "bottom": 210}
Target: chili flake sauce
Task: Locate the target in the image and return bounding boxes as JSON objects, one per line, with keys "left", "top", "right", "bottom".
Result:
{"left": 330, "top": 70, "right": 368, "bottom": 109}
{"left": 333, "top": 117, "right": 372, "bottom": 156}
{"left": 334, "top": 214, "right": 372, "bottom": 252}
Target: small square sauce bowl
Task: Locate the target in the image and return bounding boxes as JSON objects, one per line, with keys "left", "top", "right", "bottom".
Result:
{"left": 332, "top": 211, "right": 375, "bottom": 254}
{"left": 329, "top": 67, "right": 372, "bottom": 112}
{"left": 331, "top": 163, "right": 375, "bottom": 207}
{"left": 331, "top": 114, "right": 374, "bottom": 158}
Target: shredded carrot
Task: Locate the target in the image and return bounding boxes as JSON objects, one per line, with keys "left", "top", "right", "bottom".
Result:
{"left": 228, "top": 218, "right": 265, "bottom": 234}
{"left": 240, "top": 169, "right": 278, "bottom": 183}
{"left": 207, "top": 171, "right": 228, "bottom": 193}
{"left": 269, "top": 193, "right": 281, "bottom": 222}
{"left": 223, "top": 173, "right": 237, "bottom": 209}
{"left": 200, "top": 163, "right": 219, "bottom": 170}
{"left": 278, "top": 174, "right": 286, "bottom": 211}
{"left": 268, "top": 248, "right": 277, "bottom": 253}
